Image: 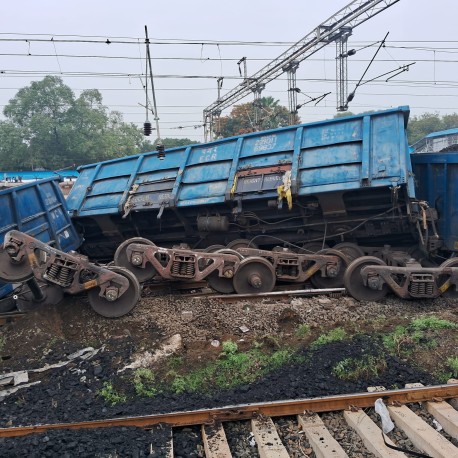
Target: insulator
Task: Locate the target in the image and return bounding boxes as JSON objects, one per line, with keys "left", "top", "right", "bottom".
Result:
{"left": 143, "top": 121, "right": 152, "bottom": 136}
{"left": 156, "top": 144, "right": 165, "bottom": 160}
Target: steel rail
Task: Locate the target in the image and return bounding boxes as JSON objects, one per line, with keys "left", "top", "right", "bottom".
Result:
{"left": 0, "top": 312, "right": 25, "bottom": 326}
{"left": 206, "top": 287, "right": 345, "bottom": 301}
{"left": 1, "top": 383, "right": 457, "bottom": 438}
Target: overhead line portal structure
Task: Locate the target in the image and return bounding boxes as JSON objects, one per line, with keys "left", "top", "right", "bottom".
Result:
{"left": 203, "top": 0, "right": 400, "bottom": 141}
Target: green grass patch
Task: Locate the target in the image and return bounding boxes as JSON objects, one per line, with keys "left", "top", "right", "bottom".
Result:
{"left": 383, "top": 315, "right": 457, "bottom": 357}
{"left": 447, "top": 357, "right": 458, "bottom": 378}
{"left": 98, "top": 382, "right": 126, "bottom": 406}
{"left": 132, "top": 368, "right": 158, "bottom": 397}
{"left": 296, "top": 324, "right": 311, "bottom": 338}
{"left": 168, "top": 340, "right": 297, "bottom": 393}
{"left": 411, "top": 316, "right": 458, "bottom": 331}
{"left": 311, "top": 327, "right": 346, "bottom": 348}
{"left": 332, "top": 355, "right": 387, "bottom": 381}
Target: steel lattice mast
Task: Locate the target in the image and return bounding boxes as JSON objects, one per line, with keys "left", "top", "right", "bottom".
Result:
{"left": 203, "top": 0, "right": 400, "bottom": 141}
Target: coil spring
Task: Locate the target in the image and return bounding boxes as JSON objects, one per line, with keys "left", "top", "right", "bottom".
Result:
{"left": 171, "top": 260, "right": 195, "bottom": 277}
{"left": 185, "top": 263, "right": 195, "bottom": 276}
{"left": 409, "top": 281, "right": 434, "bottom": 296}
{"left": 58, "top": 266, "right": 72, "bottom": 286}
{"left": 172, "top": 261, "right": 181, "bottom": 276}
{"left": 47, "top": 264, "right": 60, "bottom": 281}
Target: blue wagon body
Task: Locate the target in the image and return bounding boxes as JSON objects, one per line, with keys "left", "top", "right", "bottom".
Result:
{"left": 411, "top": 149, "right": 458, "bottom": 253}
{"left": 67, "top": 107, "right": 416, "bottom": 259}
{"left": 0, "top": 178, "right": 82, "bottom": 298}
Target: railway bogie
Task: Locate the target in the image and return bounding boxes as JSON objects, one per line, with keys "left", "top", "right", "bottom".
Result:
{"left": 0, "top": 231, "right": 140, "bottom": 317}
{"left": 112, "top": 238, "right": 351, "bottom": 294}
{"left": 0, "top": 177, "right": 82, "bottom": 306}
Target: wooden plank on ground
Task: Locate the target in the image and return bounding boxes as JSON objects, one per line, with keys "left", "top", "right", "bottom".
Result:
{"left": 426, "top": 400, "right": 458, "bottom": 440}
{"left": 388, "top": 405, "right": 458, "bottom": 458}
{"left": 201, "top": 423, "right": 232, "bottom": 458}
{"left": 406, "top": 381, "right": 458, "bottom": 439}
{"left": 251, "top": 416, "right": 289, "bottom": 458}
{"left": 344, "top": 410, "right": 406, "bottom": 458}
{"left": 298, "top": 413, "right": 348, "bottom": 458}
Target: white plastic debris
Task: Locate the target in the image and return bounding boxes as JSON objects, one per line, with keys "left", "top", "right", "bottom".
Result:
{"left": 210, "top": 340, "right": 220, "bottom": 348}
{"left": 432, "top": 419, "right": 443, "bottom": 432}
{"left": 119, "top": 334, "right": 183, "bottom": 372}
{"left": 67, "top": 346, "right": 103, "bottom": 361}
{"left": 248, "top": 432, "right": 256, "bottom": 447}
{"left": 0, "top": 371, "right": 28, "bottom": 386}
{"left": 374, "top": 398, "right": 395, "bottom": 434}
{"left": 239, "top": 325, "right": 249, "bottom": 333}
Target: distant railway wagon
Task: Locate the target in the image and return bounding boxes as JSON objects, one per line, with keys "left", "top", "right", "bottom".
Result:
{"left": 67, "top": 106, "right": 421, "bottom": 261}
{"left": 0, "top": 178, "right": 82, "bottom": 310}
{"left": 410, "top": 129, "right": 458, "bottom": 255}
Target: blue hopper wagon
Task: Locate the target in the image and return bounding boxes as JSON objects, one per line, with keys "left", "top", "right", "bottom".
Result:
{"left": 67, "top": 106, "right": 422, "bottom": 262}
{"left": 0, "top": 178, "right": 82, "bottom": 311}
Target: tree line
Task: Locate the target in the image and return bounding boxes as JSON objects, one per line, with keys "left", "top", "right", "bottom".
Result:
{"left": 0, "top": 76, "right": 456, "bottom": 170}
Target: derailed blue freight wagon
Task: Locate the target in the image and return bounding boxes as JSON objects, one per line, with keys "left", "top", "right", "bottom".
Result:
{"left": 67, "top": 106, "right": 422, "bottom": 261}
{"left": 0, "top": 178, "right": 82, "bottom": 310}
{"left": 0, "top": 178, "right": 143, "bottom": 317}
{"left": 411, "top": 129, "right": 458, "bottom": 254}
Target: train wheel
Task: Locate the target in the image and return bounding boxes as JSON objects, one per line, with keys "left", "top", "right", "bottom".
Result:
{"left": 0, "top": 247, "right": 33, "bottom": 282}
{"left": 206, "top": 248, "right": 244, "bottom": 293}
{"left": 207, "top": 271, "right": 235, "bottom": 294}
{"left": 227, "top": 239, "right": 258, "bottom": 250}
{"left": 233, "top": 257, "right": 276, "bottom": 294}
{"left": 88, "top": 266, "right": 140, "bottom": 318}
{"left": 204, "top": 244, "right": 226, "bottom": 253}
{"left": 438, "top": 258, "right": 458, "bottom": 298}
{"left": 215, "top": 248, "right": 244, "bottom": 260}
{"left": 343, "top": 256, "right": 389, "bottom": 301}
{"left": 333, "top": 242, "right": 364, "bottom": 262}
{"left": 310, "top": 249, "right": 349, "bottom": 288}
{"left": 114, "top": 237, "right": 157, "bottom": 283}
{"left": 16, "top": 284, "right": 64, "bottom": 312}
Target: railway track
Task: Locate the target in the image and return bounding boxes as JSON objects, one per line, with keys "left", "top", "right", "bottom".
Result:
{"left": 1, "top": 383, "right": 457, "bottom": 456}
{"left": 0, "top": 311, "right": 25, "bottom": 327}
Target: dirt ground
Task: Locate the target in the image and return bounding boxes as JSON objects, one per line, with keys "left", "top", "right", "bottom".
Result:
{"left": 0, "top": 290, "right": 457, "bottom": 428}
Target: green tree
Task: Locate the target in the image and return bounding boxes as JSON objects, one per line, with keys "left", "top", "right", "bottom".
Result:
{"left": 153, "top": 138, "right": 199, "bottom": 149}
{"left": 217, "top": 97, "right": 300, "bottom": 138}
{"left": 407, "top": 113, "right": 444, "bottom": 145}
{"left": 0, "top": 76, "right": 152, "bottom": 169}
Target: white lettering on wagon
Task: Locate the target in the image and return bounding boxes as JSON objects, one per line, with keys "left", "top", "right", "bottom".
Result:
{"left": 253, "top": 135, "right": 277, "bottom": 152}
{"left": 198, "top": 147, "right": 218, "bottom": 163}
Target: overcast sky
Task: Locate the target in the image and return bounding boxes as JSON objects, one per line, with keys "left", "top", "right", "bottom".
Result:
{"left": 2, "top": 0, "right": 458, "bottom": 142}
